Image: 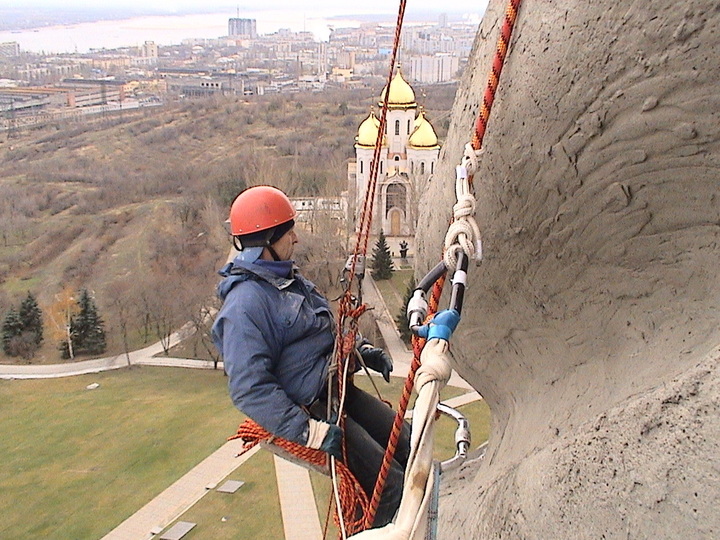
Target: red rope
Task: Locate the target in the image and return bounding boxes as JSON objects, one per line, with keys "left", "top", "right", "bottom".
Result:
{"left": 363, "top": 275, "right": 445, "bottom": 527}
{"left": 343, "top": 0, "right": 407, "bottom": 289}
{"left": 330, "top": 0, "right": 409, "bottom": 528}
{"left": 472, "top": 0, "right": 522, "bottom": 153}
{"left": 363, "top": 0, "right": 524, "bottom": 528}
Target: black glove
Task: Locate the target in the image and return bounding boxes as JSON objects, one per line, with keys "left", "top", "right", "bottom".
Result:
{"left": 358, "top": 338, "right": 393, "bottom": 382}
{"left": 306, "top": 418, "right": 343, "bottom": 460}
{"left": 319, "top": 424, "right": 344, "bottom": 460}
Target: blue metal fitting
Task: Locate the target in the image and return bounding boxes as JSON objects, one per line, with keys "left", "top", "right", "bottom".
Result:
{"left": 417, "top": 309, "right": 461, "bottom": 341}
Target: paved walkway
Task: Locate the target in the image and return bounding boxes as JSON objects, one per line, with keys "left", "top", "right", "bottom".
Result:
{"left": 102, "top": 442, "right": 259, "bottom": 540}
{"left": 275, "top": 456, "right": 324, "bottom": 540}
{"left": 0, "top": 330, "right": 194, "bottom": 380}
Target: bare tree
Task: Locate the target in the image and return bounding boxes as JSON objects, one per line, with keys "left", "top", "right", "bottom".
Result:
{"left": 186, "top": 300, "right": 222, "bottom": 369}
{"left": 46, "top": 287, "right": 79, "bottom": 360}
{"left": 104, "top": 279, "right": 136, "bottom": 367}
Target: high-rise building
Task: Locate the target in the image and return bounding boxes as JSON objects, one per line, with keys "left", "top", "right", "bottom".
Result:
{"left": 140, "top": 41, "right": 158, "bottom": 58}
{"left": 409, "top": 54, "right": 459, "bottom": 84}
{"left": 228, "top": 18, "right": 257, "bottom": 39}
{"left": 0, "top": 41, "right": 20, "bottom": 58}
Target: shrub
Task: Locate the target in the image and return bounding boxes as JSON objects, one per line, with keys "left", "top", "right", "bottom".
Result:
{"left": 371, "top": 230, "right": 394, "bottom": 280}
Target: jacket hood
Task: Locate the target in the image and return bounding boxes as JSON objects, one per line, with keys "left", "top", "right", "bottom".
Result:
{"left": 216, "top": 255, "right": 295, "bottom": 301}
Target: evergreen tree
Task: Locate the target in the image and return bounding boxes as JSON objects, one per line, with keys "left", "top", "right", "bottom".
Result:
{"left": 2, "top": 308, "right": 23, "bottom": 355}
{"left": 18, "top": 292, "right": 43, "bottom": 347}
{"left": 371, "top": 230, "right": 394, "bottom": 280}
{"left": 71, "top": 289, "right": 107, "bottom": 356}
{"left": 395, "top": 276, "right": 417, "bottom": 346}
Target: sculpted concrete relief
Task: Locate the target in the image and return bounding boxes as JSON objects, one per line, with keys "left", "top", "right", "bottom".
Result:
{"left": 416, "top": 1, "right": 720, "bottom": 537}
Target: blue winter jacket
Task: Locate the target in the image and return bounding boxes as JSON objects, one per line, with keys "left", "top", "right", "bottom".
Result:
{"left": 212, "top": 255, "right": 334, "bottom": 444}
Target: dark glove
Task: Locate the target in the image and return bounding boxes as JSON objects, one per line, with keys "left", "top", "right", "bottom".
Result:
{"left": 319, "top": 424, "right": 344, "bottom": 460}
{"left": 306, "top": 418, "right": 343, "bottom": 460}
{"left": 358, "top": 338, "right": 393, "bottom": 382}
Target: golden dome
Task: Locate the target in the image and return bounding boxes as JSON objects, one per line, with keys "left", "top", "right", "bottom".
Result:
{"left": 379, "top": 71, "right": 417, "bottom": 109}
{"left": 356, "top": 111, "right": 385, "bottom": 148}
{"left": 408, "top": 111, "right": 439, "bottom": 148}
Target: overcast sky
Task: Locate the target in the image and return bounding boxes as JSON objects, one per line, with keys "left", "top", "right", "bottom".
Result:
{"left": 9, "top": 0, "right": 488, "bottom": 15}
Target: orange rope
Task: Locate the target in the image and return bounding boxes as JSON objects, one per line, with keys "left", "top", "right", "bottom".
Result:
{"left": 341, "top": 0, "right": 407, "bottom": 289}
{"left": 231, "top": 419, "right": 370, "bottom": 536}
{"left": 471, "top": 0, "right": 522, "bottom": 153}
{"left": 328, "top": 0, "right": 409, "bottom": 530}
{"left": 363, "top": 0, "right": 524, "bottom": 528}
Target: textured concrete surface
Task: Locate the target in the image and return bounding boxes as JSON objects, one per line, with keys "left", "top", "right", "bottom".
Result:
{"left": 416, "top": 0, "right": 720, "bottom": 538}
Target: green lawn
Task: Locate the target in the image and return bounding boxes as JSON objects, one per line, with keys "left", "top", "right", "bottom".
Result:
{"left": 170, "top": 374, "right": 490, "bottom": 539}
{"left": 0, "top": 356, "right": 489, "bottom": 540}
{"left": 0, "top": 366, "right": 242, "bottom": 539}
{"left": 374, "top": 269, "right": 414, "bottom": 327}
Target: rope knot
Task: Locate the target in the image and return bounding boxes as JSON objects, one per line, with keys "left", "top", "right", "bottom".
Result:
{"left": 462, "top": 143, "right": 484, "bottom": 176}
{"left": 443, "top": 160, "right": 483, "bottom": 269}
{"left": 453, "top": 193, "right": 476, "bottom": 220}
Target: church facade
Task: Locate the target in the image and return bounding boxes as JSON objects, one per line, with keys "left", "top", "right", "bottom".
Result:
{"left": 347, "top": 71, "right": 441, "bottom": 258}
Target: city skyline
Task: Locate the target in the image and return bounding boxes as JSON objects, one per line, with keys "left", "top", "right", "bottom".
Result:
{"left": 1, "top": 0, "right": 486, "bottom": 54}
{"left": 11, "top": 0, "right": 489, "bottom": 15}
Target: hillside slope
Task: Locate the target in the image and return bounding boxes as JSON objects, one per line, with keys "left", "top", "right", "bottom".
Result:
{"left": 416, "top": 1, "right": 720, "bottom": 538}
{"left": 0, "top": 91, "right": 368, "bottom": 361}
{"left": 0, "top": 87, "right": 456, "bottom": 363}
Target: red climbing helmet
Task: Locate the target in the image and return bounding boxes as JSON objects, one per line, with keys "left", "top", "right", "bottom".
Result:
{"left": 229, "top": 185, "right": 296, "bottom": 236}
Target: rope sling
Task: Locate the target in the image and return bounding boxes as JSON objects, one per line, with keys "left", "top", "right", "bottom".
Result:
{"left": 231, "top": 0, "right": 523, "bottom": 537}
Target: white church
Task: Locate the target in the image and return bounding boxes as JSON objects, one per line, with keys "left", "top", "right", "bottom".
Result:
{"left": 347, "top": 71, "right": 441, "bottom": 259}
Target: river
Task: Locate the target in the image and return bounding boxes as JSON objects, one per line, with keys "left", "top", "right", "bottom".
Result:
{"left": 0, "top": 10, "right": 368, "bottom": 54}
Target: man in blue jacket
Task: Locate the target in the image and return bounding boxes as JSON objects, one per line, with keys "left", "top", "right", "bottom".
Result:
{"left": 212, "top": 185, "right": 410, "bottom": 527}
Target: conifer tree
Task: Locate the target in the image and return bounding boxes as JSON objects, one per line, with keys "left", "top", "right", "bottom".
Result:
{"left": 2, "top": 308, "right": 23, "bottom": 355}
{"left": 395, "top": 276, "right": 417, "bottom": 346}
{"left": 371, "top": 230, "right": 394, "bottom": 280}
{"left": 18, "top": 292, "right": 43, "bottom": 347}
{"left": 71, "top": 289, "right": 107, "bottom": 356}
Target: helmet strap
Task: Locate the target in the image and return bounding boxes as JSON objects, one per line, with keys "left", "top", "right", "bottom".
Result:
{"left": 266, "top": 245, "right": 282, "bottom": 262}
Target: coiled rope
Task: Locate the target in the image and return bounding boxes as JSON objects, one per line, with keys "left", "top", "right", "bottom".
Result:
{"left": 229, "top": 420, "right": 369, "bottom": 536}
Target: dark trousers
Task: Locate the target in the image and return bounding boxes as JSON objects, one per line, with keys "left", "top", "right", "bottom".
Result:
{"left": 311, "top": 383, "right": 411, "bottom": 527}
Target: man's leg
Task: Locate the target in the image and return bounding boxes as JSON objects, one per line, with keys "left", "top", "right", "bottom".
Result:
{"left": 343, "top": 413, "right": 405, "bottom": 527}
{"left": 309, "top": 384, "right": 412, "bottom": 527}
{"left": 343, "top": 384, "right": 412, "bottom": 526}
{"left": 344, "top": 384, "right": 411, "bottom": 468}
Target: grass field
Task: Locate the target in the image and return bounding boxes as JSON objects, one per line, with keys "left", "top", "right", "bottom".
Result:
{"left": 373, "top": 269, "right": 415, "bottom": 330}
{"left": 168, "top": 375, "right": 490, "bottom": 539}
{"left": 2, "top": 273, "right": 488, "bottom": 539}
{"left": 0, "top": 366, "right": 241, "bottom": 539}
{"left": 1, "top": 366, "right": 489, "bottom": 539}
